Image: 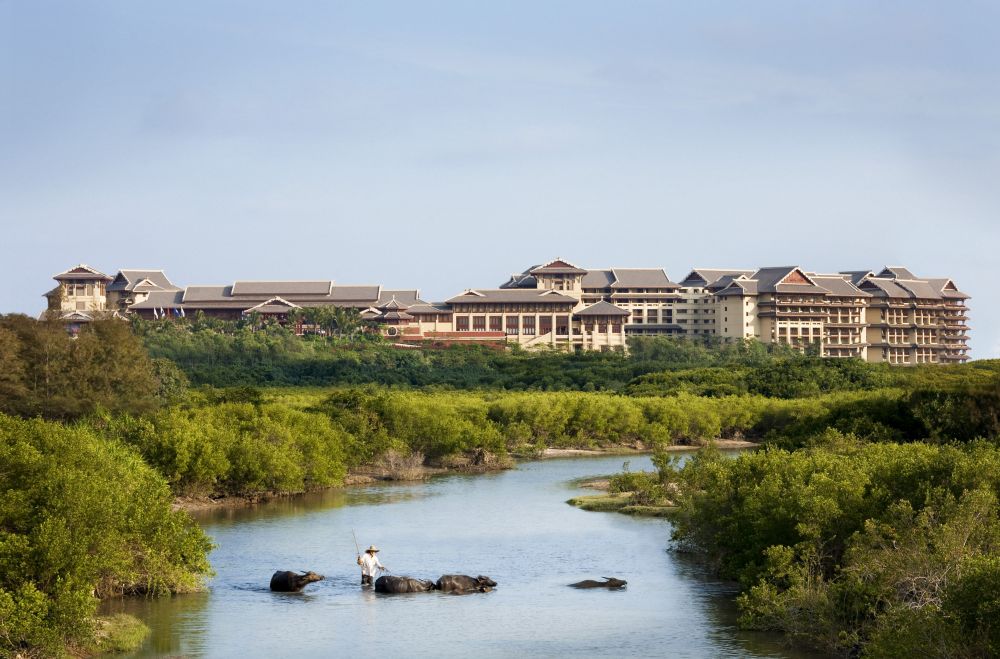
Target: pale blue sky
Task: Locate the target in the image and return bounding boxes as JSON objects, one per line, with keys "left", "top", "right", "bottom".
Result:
{"left": 2, "top": 1, "right": 998, "bottom": 356}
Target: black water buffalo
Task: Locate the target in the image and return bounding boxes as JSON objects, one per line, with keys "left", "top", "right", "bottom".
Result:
{"left": 374, "top": 575, "right": 436, "bottom": 593}
{"left": 435, "top": 574, "right": 497, "bottom": 593}
{"left": 270, "top": 570, "right": 325, "bottom": 592}
{"left": 569, "top": 577, "right": 627, "bottom": 589}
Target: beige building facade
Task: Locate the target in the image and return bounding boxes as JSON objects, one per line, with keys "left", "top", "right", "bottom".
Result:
{"left": 43, "top": 260, "right": 971, "bottom": 362}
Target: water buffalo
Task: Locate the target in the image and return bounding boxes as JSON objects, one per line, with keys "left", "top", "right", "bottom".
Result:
{"left": 374, "top": 575, "right": 436, "bottom": 593}
{"left": 270, "top": 570, "right": 325, "bottom": 592}
{"left": 435, "top": 575, "right": 497, "bottom": 593}
{"left": 569, "top": 577, "right": 627, "bottom": 589}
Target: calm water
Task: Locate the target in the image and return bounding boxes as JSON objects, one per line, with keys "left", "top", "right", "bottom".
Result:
{"left": 108, "top": 454, "right": 815, "bottom": 658}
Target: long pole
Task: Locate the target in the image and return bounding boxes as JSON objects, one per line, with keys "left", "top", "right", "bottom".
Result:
{"left": 352, "top": 529, "right": 360, "bottom": 559}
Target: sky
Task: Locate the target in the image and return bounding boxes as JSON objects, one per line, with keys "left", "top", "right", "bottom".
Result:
{"left": 1, "top": 1, "right": 998, "bottom": 357}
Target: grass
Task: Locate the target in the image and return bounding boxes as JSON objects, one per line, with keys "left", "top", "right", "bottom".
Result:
{"left": 567, "top": 493, "right": 676, "bottom": 518}
{"left": 89, "top": 614, "right": 150, "bottom": 655}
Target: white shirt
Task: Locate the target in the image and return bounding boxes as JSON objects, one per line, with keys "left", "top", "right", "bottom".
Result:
{"left": 359, "top": 552, "right": 384, "bottom": 577}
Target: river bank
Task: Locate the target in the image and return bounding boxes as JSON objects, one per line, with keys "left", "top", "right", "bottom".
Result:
{"left": 173, "top": 440, "right": 760, "bottom": 512}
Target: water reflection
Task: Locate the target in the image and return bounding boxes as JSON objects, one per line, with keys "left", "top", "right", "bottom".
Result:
{"left": 112, "top": 453, "right": 818, "bottom": 658}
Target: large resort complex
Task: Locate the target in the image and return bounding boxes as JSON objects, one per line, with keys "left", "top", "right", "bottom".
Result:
{"left": 45, "top": 258, "right": 971, "bottom": 364}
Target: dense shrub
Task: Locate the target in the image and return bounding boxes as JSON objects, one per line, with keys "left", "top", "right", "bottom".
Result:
{"left": 0, "top": 415, "right": 212, "bottom": 656}
{"left": 665, "top": 437, "right": 1000, "bottom": 656}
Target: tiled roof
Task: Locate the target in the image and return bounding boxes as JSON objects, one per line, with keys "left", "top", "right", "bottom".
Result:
{"left": 895, "top": 279, "right": 943, "bottom": 300}
{"left": 679, "top": 269, "right": 754, "bottom": 287}
{"left": 575, "top": 301, "right": 631, "bottom": 317}
{"left": 377, "top": 289, "right": 422, "bottom": 306}
{"left": 878, "top": 266, "right": 918, "bottom": 280}
{"left": 582, "top": 269, "right": 615, "bottom": 288}
{"left": 326, "top": 285, "right": 381, "bottom": 301}
{"left": 129, "top": 291, "right": 185, "bottom": 308}
{"left": 529, "top": 258, "right": 588, "bottom": 275}
{"left": 808, "top": 273, "right": 871, "bottom": 297}
{"left": 53, "top": 264, "right": 112, "bottom": 281}
{"left": 182, "top": 286, "right": 233, "bottom": 302}
{"left": 231, "top": 281, "right": 333, "bottom": 296}
{"left": 609, "top": 268, "right": 678, "bottom": 289}
{"left": 447, "top": 289, "right": 578, "bottom": 304}
{"left": 751, "top": 266, "right": 827, "bottom": 295}
{"left": 108, "top": 270, "right": 180, "bottom": 292}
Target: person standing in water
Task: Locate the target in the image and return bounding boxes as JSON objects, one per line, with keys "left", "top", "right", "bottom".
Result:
{"left": 358, "top": 545, "right": 386, "bottom": 586}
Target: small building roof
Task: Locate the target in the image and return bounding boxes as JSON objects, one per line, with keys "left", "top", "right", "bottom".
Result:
{"left": 878, "top": 266, "right": 918, "bottom": 280}
{"left": 529, "top": 258, "right": 588, "bottom": 275}
{"left": 679, "top": 268, "right": 754, "bottom": 287}
{"left": 53, "top": 264, "right": 112, "bottom": 282}
{"left": 108, "top": 270, "right": 180, "bottom": 292}
{"left": 574, "top": 301, "right": 631, "bottom": 317}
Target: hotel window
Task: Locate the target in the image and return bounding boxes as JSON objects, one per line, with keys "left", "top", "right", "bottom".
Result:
{"left": 598, "top": 323, "right": 608, "bottom": 333}
{"left": 456, "top": 317, "right": 469, "bottom": 331}
{"left": 472, "top": 316, "right": 486, "bottom": 331}
{"left": 540, "top": 316, "right": 553, "bottom": 334}
{"left": 522, "top": 316, "right": 536, "bottom": 335}
{"left": 612, "top": 323, "right": 622, "bottom": 332}
{"left": 556, "top": 316, "right": 569, "bottom": 335}
{"left": 489, "top": 316, "right": 502, "bottom": 332}
{"left": 505, "top": 316, "right": 519, "bottom": 335}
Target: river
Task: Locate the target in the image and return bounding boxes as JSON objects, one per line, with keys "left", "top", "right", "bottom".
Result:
{"left": 108, "top": 453, "right": 815, "bottom": 658}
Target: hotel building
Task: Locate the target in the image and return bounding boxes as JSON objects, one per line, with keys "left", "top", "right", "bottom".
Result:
{"left": 43, "top": 259, "right": 971, "bottom": 363}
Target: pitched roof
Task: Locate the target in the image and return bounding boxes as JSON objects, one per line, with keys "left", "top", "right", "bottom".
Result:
{"left": 129, "top": 290, "right": 186, "bottom": 309}
{"left": 446, "top": 289, "right": 578, "bottom": 304}
{"left": 325, "top": 285, "right": 381, "bottom": 302}
{"left": 244, "top": 297, "right": 302, "bottom": 314}
{"left": 53, "top": 264, "right": 112, "bottom": 281}
{"left": 895, "top": 279, "right": 942, "bottom": 300}
{"left": 529, "top": 258, "right": 588, "bottom": 275}
{"left": 500, "top": 272, "right": 538, "bottom": 289}
{"left": 679, "top": 268, "right": 754, "bottom": 287}
{"left": 182, "top": 286, "right": 233, "bottom": 302}
{"left": 841, "top": 270, "right": 875, "bottom": 286}
{"left": 716, "top": 280, "right": 759, "bottom": 296}
{"left": 377, "top": 289, "right": 422, "bottom": 306}
{"left": 926, "top": 278, "right": 970, "bottom": 300}
{"left": 407, "top": 303, "right": 453, "bottom": 314}
{"left": 860, "top": 277, "right": 913, "bottom": 298}
{"left": 582, "top": 269, "right": 615, "bottom": 288}
{"left": 878, "top": 266, "right": 918, "bottom": 280}
{"left": 609, "top": 268, "right": 678, "bottom": 289}
{"left": 230, "top": 280, "right": 333, "bottom": 296}
{"left": 807, "top": 273, "right": 871, "bottom": 297}
{"left": 574, "top": 301, "right": 631, "bottom": 317}
{"left": 751, "top": 267, "right": 827, "bottom": 294}
{"left": 108, "top": 270, "right": 179, "bottom": 292}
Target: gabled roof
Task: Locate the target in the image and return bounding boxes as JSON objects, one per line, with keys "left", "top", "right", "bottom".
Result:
{"left": 230, "top": 280, "right": 333, "bottom": 296}
{"left": 841, "top": 270, "right": 875, "bottom": 286}
{"left": 59, "top": 311, "right": 94, "bottom": 322}
{"left": 706, "top": 273, "right": 750, "bottom": 291}
{"left": 108, "top": 270, "right": 180, "bottom": 292}
{"left": 574, "top": 301, "right": 631, "bottom": 317}
{"left": 679, "top": 269, "right": 754, "bottom": 287}
{"left": 243, "top": 297, "right": 302, "bottom": 314}
{"left": 326, "top": 285, "right": 381, "bottom": 302}
{"left": 609, "top": 268, "right": 678, "bottom": 289}
{"left": 878, "top": 266, "right": 918, "bottom": 280}
{"left": 377, "top": 289, "right": 422, "bottom": 306}
{"left": 500, "top": 272, "right": 538, "bottom": 289}
{"left": 378, "top": 296, "right": 409, "bottom": 311}
{"left": 529, "top": 258, "right": 588, "bottom": 275}
{"left": 127, "top": 290, "right": 186, "bottom": 309}
{"left": 926, "top": 278, "right": 970, "bottom": 300}
{"left": 447, "top": 289, "right": 578, "bottom": 304}
{"left": 715, "top": 280, "right": 759, "bottom": 297}
{"left": 53, "top": 264, "right": 112, "bottom": 281}
{"left": 807, "top": 273, "right": 871, "bottom": 298}
{"left": 751, "top": 266, "right": 827, "bottom": 294}
{"left": 860, "top": 277, "right": 913, "bottom": 298}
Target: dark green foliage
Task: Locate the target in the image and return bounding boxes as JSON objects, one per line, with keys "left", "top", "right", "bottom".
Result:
{"left": 665, "top": 438, "right": 1000, "bottom": 656}
{"left": 0, "top": 414, "right": 212, "bottom": 656}
{"left": 0, "top": 315, "right": 163, "bottom": 420}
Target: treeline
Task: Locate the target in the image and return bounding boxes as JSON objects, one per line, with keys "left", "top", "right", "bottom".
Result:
{"left": 0, "top": 315, "right": 185, "bottom": 420}
{"left": 664, "top": 436, "right": 1000, "bottom": 657}
{"left": 139, "top": 317, "right": 879, "bottom": 391}
{"left": 0, "top": 414, "right": 212, "bottom": 656}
